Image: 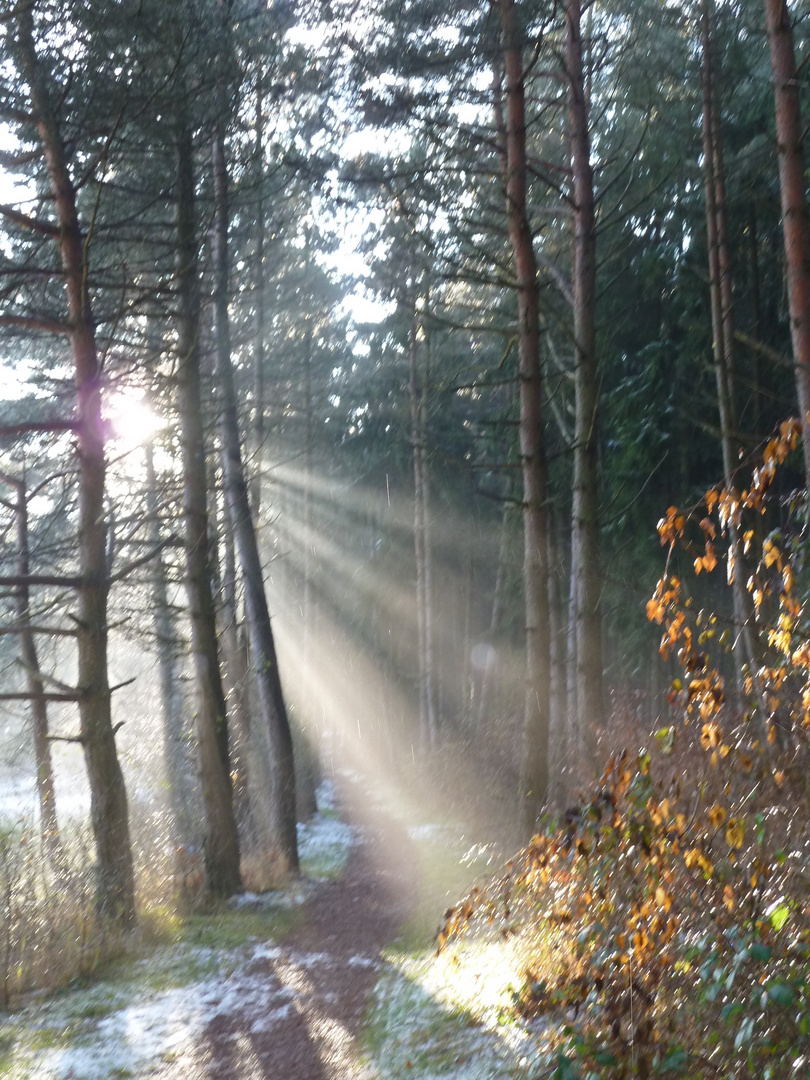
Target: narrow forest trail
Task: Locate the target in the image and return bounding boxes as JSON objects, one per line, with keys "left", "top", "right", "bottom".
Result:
{"left": 151, "top": 774, "right": 420, "bottom": 1080}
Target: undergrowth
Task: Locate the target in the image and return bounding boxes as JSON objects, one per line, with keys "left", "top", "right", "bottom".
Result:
{"left": 0, "top": 782, "right": 340, "bottom": 1010}
{"left": 440, "top": 422, "right": 810, "bottom": 1079}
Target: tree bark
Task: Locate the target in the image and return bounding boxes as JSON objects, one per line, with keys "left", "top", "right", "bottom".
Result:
{"left": 144, "top": 445, "right": 195, "bottom": 849}
{"left": 212, "top": 127, "right": 299, "bottom": 875}
{"left": 175, "top": 116, "right": 241, "bottom": 898}
{"left": 16, "top": 5, "right": 135, "bottom": 928}
{"left": 764, "top": 0, "right": 810, "bottom": 488}
{"left": 252, "top": 68, "right": 266, "bottom": 517}
{"left": 566, "top": 0, "right": 603, "bottom": 774}
{"left": 409, "top": 305, "right": 438, "bottom": 746}
{"left": 498, "top": 0, "right": 552, "bottom": 834}
{"left": 0, "top": 472, "right": 60, "bottom": 858}
{"left": 701, "top": 0, "right": 771, "bottom": 735}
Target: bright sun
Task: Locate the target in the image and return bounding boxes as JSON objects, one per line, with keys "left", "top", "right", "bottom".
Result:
{"left": 104, "top": 389, "right": 164, "bottom": 451}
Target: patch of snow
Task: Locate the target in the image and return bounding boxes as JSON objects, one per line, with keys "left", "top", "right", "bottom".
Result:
{"left": 347, "top": 955, "right": 378, "bottom": 968}
{"left": 249, "top": 1003, "right": 292, "bottom": 1032}
{"left": 7, "top": 947, "right": 309, "bottom": 1080}
{"left": 298, "top": 814, "right": 358, "bottom": 854}
{"left": 227, "top": 877, "right": 317, "bottom": 910}
{"left": 367, "top": 954, "right": 530, "bottom": 1080}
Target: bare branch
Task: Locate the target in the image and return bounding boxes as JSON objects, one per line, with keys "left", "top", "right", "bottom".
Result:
{"left": 0, "top": 419, "right": 76, "bottom": 436}
{"left": 16, "top": 658, "right": 76, "bottom": 695}
{"left": 0, "top": 202, "right": 59, "bottom": 237}
{"left": 0, "top": 692, "right": 80, "bottom": 703}
{"left": 110, "top": 536, "right": 182, "bottom": 583}
{"left": 0, "top": 314, "right": 71, "bottom": 335}
{"left": 0, "top": 573, "right": 82, "bottom": 588}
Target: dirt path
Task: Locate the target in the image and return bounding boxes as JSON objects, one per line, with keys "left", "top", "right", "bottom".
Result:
{"left": 153, "top": 776, "right": 418, "bottom": 1080}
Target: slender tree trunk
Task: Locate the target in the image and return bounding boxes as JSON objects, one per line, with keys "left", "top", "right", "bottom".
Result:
{"left": 422, "top": 315, "right": 439, "bottom": 735}
{"left": 252, "top": 69, "right": 266, "bottom": 517}
{"left": 567, "top": 0, "right": 602, "bottom": 775}
{"left": 498, "top": 0, "right": 552, "bottom": 834}
{"left": 0, "top": 473, "right": 60, "bottom": 856}
{"left": 409, "top": 306, "right": 437, "bottom": 746}
{"left": 297, "top": 317, "right": 319, "bottom": 821}
{"left": 212, "top": 128, "right": 299, "bottom": 875}
{"left": 175, "top": 117, "right": 241, "bottom": 898}
{"left": 764, "top": 0, "right": 810, "bottom": 488}
{"left": 16, "top": 6, "right": 135, "bottom": 928}
{"left": 145, "top": 446, "right": 195, "bottom": 848}
{"left": 477, "top": 493, "right": 511, "bottom": 733}
{"left": 548, "top": 518, "right": 568, "bottom": 806}
{"left": 748, "top": 206, "right": 764, "bottom": 442}
{"left": 218, "top": 489, "right": 255, "bottom": 844}
{"left": 701, "top": 0, "right": 771, "bottom": 735}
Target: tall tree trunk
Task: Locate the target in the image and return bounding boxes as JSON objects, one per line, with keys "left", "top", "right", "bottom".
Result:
{"left": 498, "top": 0, "right": 552, "bottom": 834}
{"left": 0, "top": 472, "right": 60, "bottom": 857}
{"left": 548, "top": 517, "right": 568, "bottom": 806}
{"left": 16, "top": 6, "right": 135, "bottom": 928}
{"left": 212, "top": 127, "right": 299, "bottom": 875}
{"left": 252, "top": 68, "right": 266, "bottom": 517}
{"left": 409, "top": 306, "right": 437, "bottom": 746}
{"left": 144, "top": 445, "right": 195, "bottom": 849}
{"left": 297, "top": 316, "right": 319, "bottom": 821}
{"left": 218, "top": 486, "right": 255, "bottom": 844}
{"left": 748, "top": 206, "right": 764, "bottom": 443}
{"left": 701, "top": 0, "right": 771, "bottom": 734}
{"left": 476, "top": 492, "right": 511, "bottom": 733}
{"left": 764, "top": 0, "right": 810, "bottom": 489}
{"left": 567, "top": 0, "right": 603, "bottom": 774}
{"left": 175, "top": 117, "right": 241, "bottom": 899}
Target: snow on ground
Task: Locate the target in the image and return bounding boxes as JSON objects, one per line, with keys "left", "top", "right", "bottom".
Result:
{"left": 0, "top": 774, "right": 536, "bottom": 1080}
{"left": 0, "top": 778, "right": 361, "bottom": 1080}
{"left": 366, "top": 936, "right": 546, "bottom": 1080}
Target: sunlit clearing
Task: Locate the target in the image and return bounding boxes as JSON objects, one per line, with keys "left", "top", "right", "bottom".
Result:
{"left": 105, "top": 388, "right": 164, "bottom": 451}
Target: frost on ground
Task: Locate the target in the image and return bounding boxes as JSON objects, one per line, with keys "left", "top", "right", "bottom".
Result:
{"left": 0, "top": 774, "right": 536, "bottom": 1080}
{"left": 0, "top": 778, "right": 360, "bottom": 1080}
{"left": 365, "top": 936, "right": 547, "bottom": 1080}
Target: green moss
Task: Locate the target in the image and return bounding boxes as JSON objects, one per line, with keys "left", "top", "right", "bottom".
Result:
{"left": 178, "top": 905, "right": 300, "bottom": 950}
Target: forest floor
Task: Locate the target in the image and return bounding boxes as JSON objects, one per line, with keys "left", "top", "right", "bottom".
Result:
{"left": 0, "top": 769, "right": 544, "bottom": 1080}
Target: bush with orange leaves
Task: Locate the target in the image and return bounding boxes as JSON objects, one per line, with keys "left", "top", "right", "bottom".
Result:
{"left": 439, "top": 421, "right": 810, "bottom": 1078}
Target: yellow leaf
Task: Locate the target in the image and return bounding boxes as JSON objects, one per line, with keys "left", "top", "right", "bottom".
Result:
{"left": 768, "top": 724, "right": 778, "bottom": 745}
{"left": 698, "top": 853, "right": 714, "bottom": 877}
{"left": 709, "top": 804, "right": 727, "bottom": 829}
{"left": 684, "top": 848, "right": 700, "bottom": 870}
{"left": 723, "top": 884, "right": 735, "bottom": 912}
{"left": 763, "top": 540, "right": 780, "bottom": 569}
{"left": 725, "top": 819, "right": 744, "bottom": 850}
{"left": 655, "top": 886, "right": 673, "bottom": 912}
